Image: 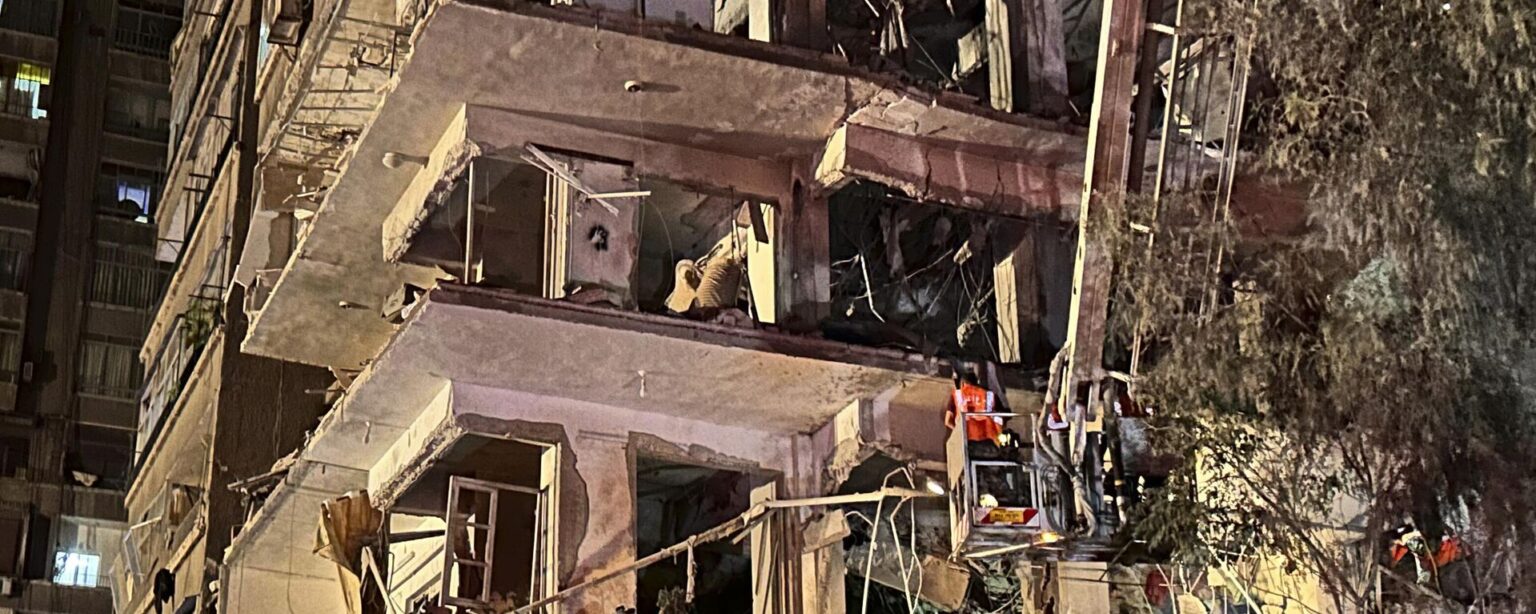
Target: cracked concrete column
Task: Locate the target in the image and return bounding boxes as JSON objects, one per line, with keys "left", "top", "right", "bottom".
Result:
{"left": 565, "top": 430, "right": 637, "bottom": 612}
{"left": 779, "top": 176, "right": 832, "bottom": 326}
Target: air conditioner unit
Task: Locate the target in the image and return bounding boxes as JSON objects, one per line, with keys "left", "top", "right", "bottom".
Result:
{"left": 268, "top": 0, "right": 310, "bottom": 45}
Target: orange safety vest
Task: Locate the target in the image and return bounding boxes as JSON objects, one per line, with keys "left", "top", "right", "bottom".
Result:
{"left": 945, "top": 382, "right": 1003, "bottom": 443}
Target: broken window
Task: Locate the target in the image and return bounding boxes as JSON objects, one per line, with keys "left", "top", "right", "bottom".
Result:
{"left": 385, "top": 436, "right": 557, "bottom": 612}
{"left": 635, "top": 185, "right": 775, "bottom": 324}
{"left": 395, "top": 151, "right": 778, "bottom": 325}
{"left": 826, "top": 181, "right": 1032, "bottom": 363}
{"left": 441, "top": 476, "right": 542, "bottom": 609}
{"left": 634, "top": 456, "right": 754, "bottom": 612}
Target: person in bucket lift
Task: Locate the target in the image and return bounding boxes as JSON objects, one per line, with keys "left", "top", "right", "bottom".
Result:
{"left": 944, "top": 370, "right": 1016, "bottom": 459}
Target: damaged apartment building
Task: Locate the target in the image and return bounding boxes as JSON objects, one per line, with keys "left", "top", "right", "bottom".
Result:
{"left": 121, "top": 0, "right": 1301, "bottom": 611}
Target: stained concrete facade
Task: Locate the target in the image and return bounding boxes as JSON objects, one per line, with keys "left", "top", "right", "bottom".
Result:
{"left": 123, "top": 0, "right": 1301, "bottom": 611}
{"left": 123, "top": 0, "right": 1099, "bottom": 610}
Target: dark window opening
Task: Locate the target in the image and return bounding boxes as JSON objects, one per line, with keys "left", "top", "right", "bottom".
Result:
{"left": 634, "top": 455, "right": 753, "bottom": 613}
{"left": 69, "top": 424, "right": 132, "bottom": 490}
{"left": 0, "top": 0, "right": 59, "bottom": 37}
{"left": 0, "top": 175, "right": 31, "bottom": 200}
{"left": 105, "top": 84, "right": 172, "bottom": 142}
{"left": 825, "top": 181, "right": 1024, "bottom": 363}
{"left": 0, "top": 433, "right": 29, "bottom": 479}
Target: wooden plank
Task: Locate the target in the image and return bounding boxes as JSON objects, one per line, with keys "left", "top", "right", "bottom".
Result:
{"left": 746, "top": 203, "right": 779, "bottom": 324}
{"left": 946, "top": 420, "right": 972, "bottom": 553}
{"left": 749, "top": 0, "right": 775, "bottom": 41}
{"left": 750, "top": 482, "right": 779, "bottom": 614}
{"left": 1061, "top": 0, "right": 1146, "bottom": 400}
{"left": 985, "top": 0, "right": 1070, "bottom": 115}
{"left": 994, "top": 224, "right": 1043, "bottom": 364}
{"left": 1021, "top": 0, "right": 1070, "bottom": 116}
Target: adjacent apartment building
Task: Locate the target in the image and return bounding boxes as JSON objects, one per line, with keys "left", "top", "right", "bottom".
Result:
{"left": 122, "top": 0, "right": 1311, "bottom": 612}
{"left": 0, "top": 0, "right": 179, "bottom": 612}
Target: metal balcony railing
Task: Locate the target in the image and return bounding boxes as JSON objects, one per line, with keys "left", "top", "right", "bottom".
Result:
{"left": 0, "top": 0, "right": 59, "bottom": 37}
{"left": 0, "top": 244, "right": 28, "bottom": 291}
{"left": 135, "top": 237, "right": 228, "bottom": 463}
{"left": 135, "top": 296, "right": 217, "bottom": 455}
{"left": 114, "top": 7, "right": 179, "bottom": 58}
{"left": 92, "top": 246, "right": 169, "bottom": 310}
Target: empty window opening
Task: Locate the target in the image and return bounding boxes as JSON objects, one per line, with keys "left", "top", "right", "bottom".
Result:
{"left": 826, "top": 181, "right": 1025, "bottom": 362}
{"left": 837, "top": 454, "right": 963, "bottom": 613}
{"left": 634, "top": 456, "right": 753, "bottom": 613}
{"left": 636, "top": 182, "right": 774, "bottom": 324}
{"left": 397, "top": 153, "right": 777, "bottom": 325}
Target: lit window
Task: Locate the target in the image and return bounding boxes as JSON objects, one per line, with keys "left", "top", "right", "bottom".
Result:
{"left": 52, "top": 551, "right": 101, "bottom": 587}
{"left": 258, "top": 21, "right": 271, "bottom": 71}
{"left": 13, "top": 62, "right": 49, "bottom": 119}
{"left": 117, "top": 180, "right": 152, "bottom": 215}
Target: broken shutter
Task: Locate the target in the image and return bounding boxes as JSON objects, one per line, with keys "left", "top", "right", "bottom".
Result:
{"left": 542, "top": 154, "right": 640, "bottom": 306}
{"left": 945, "top": 422, "right": 974, "bottom": 554}
{"left": 743, "top": 202, "right": 777, "bottom": 324}
{"left": 749, "top": 482, "right": 777, "bottom": 614}
{"left": 528, "top": 446, "right": 560, "bottom": 613}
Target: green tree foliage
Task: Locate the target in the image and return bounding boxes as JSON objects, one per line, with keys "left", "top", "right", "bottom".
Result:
{"left": 1115, "top": 0, "right": 1536, "bottom": 609}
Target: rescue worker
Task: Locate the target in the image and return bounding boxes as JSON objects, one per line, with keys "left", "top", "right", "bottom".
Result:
{"left": 944, "top": 370, "right": 1005, "bottom": 457}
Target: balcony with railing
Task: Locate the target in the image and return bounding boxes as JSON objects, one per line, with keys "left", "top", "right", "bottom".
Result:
{"left": 0, "top": 228, "right": 29, "bottom": 291}
{"left": 92, "top": 245, "right": 170, "bottom": 311}
{"left": 135, "top": 235, "right": 227, "bottom": 467}
{"left": 114, "top": 6, "right": 179, "bottom": 58}
{"left": 136, "top": 293, "right": 218, "bottom": 460}
{"left": 0, "top": 0, "right": 60, "bottom": 38}
{"left": 78, "top": 338, "right": 143, "bottom": 401}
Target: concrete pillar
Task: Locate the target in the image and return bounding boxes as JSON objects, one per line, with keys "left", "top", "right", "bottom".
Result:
{"left": 565, "top": 431, "right": 636, "bottom": 612}
{"left": 777, "top": 178, "right": 830, "bottom": 328}
{"left": 20, "top": 0, "right": 115, "bottom": 478}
